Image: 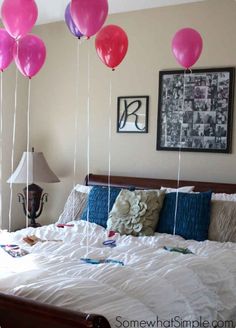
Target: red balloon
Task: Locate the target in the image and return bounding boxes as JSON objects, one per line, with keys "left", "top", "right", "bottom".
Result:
{"left": 14, "top": 35, "right": 46, "bottom": 79}
{"left": 95, "top": 25, "right": 128, "bottom": 70}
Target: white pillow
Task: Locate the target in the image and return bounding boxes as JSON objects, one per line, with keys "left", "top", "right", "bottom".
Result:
{"left": 211, "top": 193, "right": 236, "bottom": 202}
{"left": 57, "top": 184, "right": 92, "bottom": 224}
{"left": 161, "top": 186, "right": 195, "bottom": 193}
{"left": 74, "top": 184, "right": 92, "bottom": 193}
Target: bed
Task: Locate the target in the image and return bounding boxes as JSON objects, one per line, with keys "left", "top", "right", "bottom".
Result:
{"left": 1, "top": 173, "right": 236, "bottom": 328}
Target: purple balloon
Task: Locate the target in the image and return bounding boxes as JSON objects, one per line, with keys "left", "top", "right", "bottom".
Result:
{"left": 65, "top": 3, "right": 83, "bottom": 38}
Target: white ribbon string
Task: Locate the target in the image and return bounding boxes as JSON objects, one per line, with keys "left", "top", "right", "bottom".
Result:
{"left": 26, "top": 78, "right": 31, "bottom": 228}
{"left": 72, "top": 39, "right": 81, "bottom": 220}
{"left": 0, "top": 72, "right": 3, "bottom": 231}
{"left": 8, "top": 69, "right": 18, "bottom": 232}
{"left": 86, "top": 41, "right": 90, "bottom": 256}
{"left": 107, "top": 77, "right": 112, "bottom": 220}
{"left": 173, "top": 70, "right": 187, "bottom": 235}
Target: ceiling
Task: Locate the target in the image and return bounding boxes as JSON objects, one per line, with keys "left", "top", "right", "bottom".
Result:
{"left": 0, "top": 0, "right": 206, "bottom": 25}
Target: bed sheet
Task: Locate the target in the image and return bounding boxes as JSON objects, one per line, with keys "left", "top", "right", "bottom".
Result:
{"left": 0, "top": 221, "right": 236, "bottom": 326}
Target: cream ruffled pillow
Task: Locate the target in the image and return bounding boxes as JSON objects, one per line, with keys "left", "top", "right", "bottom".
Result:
{"left": 107, "top": 189, "right": 165, "bottom": 236}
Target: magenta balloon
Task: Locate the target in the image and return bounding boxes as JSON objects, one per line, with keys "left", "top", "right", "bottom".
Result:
{"left": 0, "top": 29, "right": 15, "bottom": 71}
{"left": 14, "top": 35, "right": 46, "bottom": 79}
{"left": 172, "top": 28, "right": 203, "bottom": 69}
{"left": 70, "top": 0, "right": 108, "bottom": 37}
{"left": 1, "top": 0, "right": 38, "bottom": 40}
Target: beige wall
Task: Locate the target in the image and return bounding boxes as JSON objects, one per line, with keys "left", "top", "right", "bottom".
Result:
{"left": 1, "top": 67, "right": 28, "bottom": 230}
{"left": 12, "top": 0, "right": 236, "bottom": 226}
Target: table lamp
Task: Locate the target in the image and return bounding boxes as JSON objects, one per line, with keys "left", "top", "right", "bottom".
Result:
{"left": 7, "top": 148, "right": 60, "bottom": 227}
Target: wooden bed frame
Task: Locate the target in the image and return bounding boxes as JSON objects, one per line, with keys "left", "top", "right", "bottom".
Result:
{"left": 85, "top": 173, "right": 236, "bottom": 193}
{"left": 1, "top": 173, "right": 236, "bottom": 328}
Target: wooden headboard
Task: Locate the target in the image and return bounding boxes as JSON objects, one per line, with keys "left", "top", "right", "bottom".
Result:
{"left": 85, "top": 173, "right": 236, "bottom": 194}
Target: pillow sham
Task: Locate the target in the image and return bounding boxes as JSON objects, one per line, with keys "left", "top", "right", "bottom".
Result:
{"left": 107, "top": 189, "right": 166, "bottom": 236}
{"left": 81, "top": 186, "right": 121, "bottom": 228}
{"left": 157, "top": 191, "right": 212, "bottom": 241}
{"left": 57, "top": 184, "right": 91, "bottom": 224}
{"left": 209, "top": 200, "right": 236, "bottom": 242}
{"left": 211, "top": 193, "right": 236, "bottom": 202}
{"left": 74, "top": 184, "right": 92, "bottom": 194}
{"left": 161, "top": 186, "right": 195, "bottom": 193}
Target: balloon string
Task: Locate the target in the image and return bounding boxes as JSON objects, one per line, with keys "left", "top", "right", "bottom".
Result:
{"left": 72, "top": 39, "right": 81, "bottom": 220}
{"left": 107, "top": 77, "right": 112, "bottom": 220}
{"left": 86, "top": 41, "right": 90, "bottom": 257}
{"left": 26, "top": 78, "right": 31, "bottom": 228}
{"left": 0, "top": 72, "right": 2, "bottom": 231}
{"left": 173, "top": 70, "right": 187, "bottom": 235}
{"left": 8, "top": 69, "right": 18, "bottom": 232}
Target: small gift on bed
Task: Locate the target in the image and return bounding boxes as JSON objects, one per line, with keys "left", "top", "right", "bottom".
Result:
{"left": 0, "top": 245, "right": 29, "bottom": 257}
{"left": 23, "top": 235, "right": 62, "bottom": 246}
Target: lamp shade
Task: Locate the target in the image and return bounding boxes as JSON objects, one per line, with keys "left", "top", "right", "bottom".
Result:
{"left": 7, "top": 151, "right": 60, "bottom": 184}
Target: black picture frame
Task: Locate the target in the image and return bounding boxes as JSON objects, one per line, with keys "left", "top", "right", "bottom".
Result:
{"left": 117, "top": 96, "right": 149, "bottom": 133}
{"left": 156, "top": 67, "right": 235, "bottom": 153}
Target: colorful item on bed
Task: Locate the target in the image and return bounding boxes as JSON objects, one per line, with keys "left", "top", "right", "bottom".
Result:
{"left": 81, "top": 186, "right": 121, "bottom": 228}
{"left": 23, "top": 235, "right": 63, "bottom": 246}
{"left": 163, "top": 246, "right": 194, "bottom": 254}
{"left": 0, "top": 245, "right": 29, "bottom": 257}
{"left": 80, "top": 258, "right": 124, "bottom": 265}
{"left": 57, "top": 223, "right": 75, "bottom": 228}
{"left": 157, "top": 191, "right": 212, "bottom": 241}
{"left": 103, "top": 240, "right": 116, "bottom": 247}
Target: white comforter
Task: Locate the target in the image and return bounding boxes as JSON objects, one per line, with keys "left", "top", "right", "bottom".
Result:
{"left": 0, "top": 221, "right": 236, "bottom": 326}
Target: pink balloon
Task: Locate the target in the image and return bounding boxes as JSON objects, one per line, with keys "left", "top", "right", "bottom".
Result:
{"left": 172, "top": 28, "right": 203, "bottom": 69}
{"left": 14, "top": 35, "right": 46, "bottom": 79}
{"left": 0, "top": 29, "right": 15, "bottom": 72}
{"left": 1, "top": 0, "right": 38, "bottom": 40}
{"left": 70, "top": 0, "right": 108, "bottom": 37}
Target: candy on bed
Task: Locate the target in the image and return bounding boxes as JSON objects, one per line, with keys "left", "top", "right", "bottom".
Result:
{"left": 163, "top": 246, "right": 194, "bottom": 254}
{"left": 23, "top": 235, "right": 63, "bottom": 246}
{"left": 57, "top": 224, "right": 75, "bottom": 228}
{"left": 103, "top": 240, "right": 116, "bottom": 247}
{"left": 0, "top": 245, "right": 29, "bottom": 257}
{"left": 80, "top": 258, "right": 124, "bottom": 265}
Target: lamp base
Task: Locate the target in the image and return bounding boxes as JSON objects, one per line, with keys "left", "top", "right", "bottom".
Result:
{"left": 29, "top": 222, "right": 41, "bottom": 228}
{"left": 18, "top": 183, "right": 48, "bottom": 228}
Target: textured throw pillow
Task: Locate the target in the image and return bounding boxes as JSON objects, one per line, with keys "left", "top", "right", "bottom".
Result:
{"left": 209, "top": 200, "right": 236, "bottom": 242}
{"left": 107, "top": 189, "right": 166, "bottom": 236}
{"left": 57, "top": 185, "right": 92, "bottom": 224}
{"left": 161, "top": 186, "right": 195, "bottom": 193}
{"left": 81, "top": 186, "right": 121, "bottom": 228}
{"left": 157, "top": 191, "right": 212, "bottom": 241}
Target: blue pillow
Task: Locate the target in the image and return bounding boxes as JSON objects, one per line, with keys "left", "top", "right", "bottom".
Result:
{"left": 157, "top": 191, "right": 212, "bottom": 241}
{"left": 81, "top": 186, "right": 121, "bottom": 228}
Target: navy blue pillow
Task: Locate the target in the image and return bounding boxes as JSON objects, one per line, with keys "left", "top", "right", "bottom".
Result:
{"left": 157, "top": 191, "right": 212, "bottom": 241}
{"left": 81, "top": 186, "right": 121, "bottom": 228}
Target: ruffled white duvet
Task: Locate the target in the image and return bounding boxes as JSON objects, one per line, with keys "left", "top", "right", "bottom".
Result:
{"left": 0, "top": 221, "right": 236, "bottom": 326}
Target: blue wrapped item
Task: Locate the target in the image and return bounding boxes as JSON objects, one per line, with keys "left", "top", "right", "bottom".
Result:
{"left": 80, "top": 258, "right": 124, "bottom": 265}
